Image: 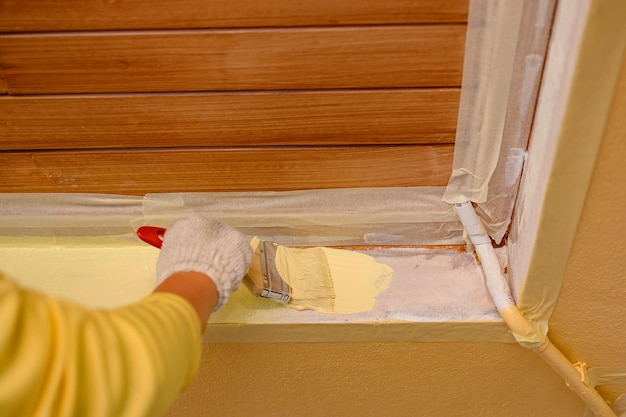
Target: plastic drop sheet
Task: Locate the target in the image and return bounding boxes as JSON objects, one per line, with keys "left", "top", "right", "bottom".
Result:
{"left": 0, "top": 188, "right": 464, "bottom": 246}
{"left": 445, "top": 0, "right": 555, "bottom": 243}
{"left": 443, "top": 0, "right": 524, "bottom": 205}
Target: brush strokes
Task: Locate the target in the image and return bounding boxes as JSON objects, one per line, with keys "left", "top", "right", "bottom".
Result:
{"left": 268, "top": 241, "right": 392, "bottom": 314}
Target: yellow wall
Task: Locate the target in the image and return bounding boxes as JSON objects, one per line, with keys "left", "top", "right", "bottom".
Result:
{"left": 164, "top": 47, "right": 626, "bottom": 417}
{"left": 167, "top": 343, "right": 582, "bottom": 417}
{"left": 549, "top": 54, "right": 626, "bottom": 401}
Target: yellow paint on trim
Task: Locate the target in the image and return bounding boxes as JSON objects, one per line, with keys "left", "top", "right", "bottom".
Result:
{"left": 322, "top": 247, "right": 392, "bottom": 314}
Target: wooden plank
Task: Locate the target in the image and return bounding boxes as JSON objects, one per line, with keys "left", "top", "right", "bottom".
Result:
{"left": 0, "top": 89, "right": 459, "bottom": 150}
{"left": 0, "top": 145, "right": 454, "bottom": 194}
{"left": 0, "top": 0, "right": 469, "bottom": 32}
{"left": 0, "top": 63, "right": 6, "bottom": 93}
{"left": 0, "top": 26, "right": 466, "bottom": 94}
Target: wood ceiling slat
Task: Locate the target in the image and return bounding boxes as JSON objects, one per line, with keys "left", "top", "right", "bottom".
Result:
{"left": 0, "top": 145, "right": 454, "bottom": 194}
{"left": 0, "top": 0, "right": 468, "bottom": 32}
{"left": 0, "top": 26, "right": 466, "bottom": 94}
{"left": 0, "top": 89, "right": 459, "bottom": 150}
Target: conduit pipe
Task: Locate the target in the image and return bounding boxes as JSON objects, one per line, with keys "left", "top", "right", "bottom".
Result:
{"left": 454, "top": 202, "right": 616, "bottom": 417}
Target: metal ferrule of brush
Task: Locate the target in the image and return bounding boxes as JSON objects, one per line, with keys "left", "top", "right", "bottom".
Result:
{"left": 258, "top": 240, "right": 292, "bottom": 303}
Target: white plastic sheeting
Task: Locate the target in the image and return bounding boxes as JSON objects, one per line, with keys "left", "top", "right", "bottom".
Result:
{"left": 0, "top": 188, "right": 464, "bottom": 246}
{"left": 445, "top": 0, "right": 555, "bottom": 243}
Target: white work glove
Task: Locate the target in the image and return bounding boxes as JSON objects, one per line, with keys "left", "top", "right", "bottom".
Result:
{"left": 156, "top": 215, "right": 253, "bottom": 311}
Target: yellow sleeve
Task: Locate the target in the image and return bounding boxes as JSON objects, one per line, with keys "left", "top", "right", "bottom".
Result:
{"left": 0, "top": 276, "right": 202, "bottom": 417}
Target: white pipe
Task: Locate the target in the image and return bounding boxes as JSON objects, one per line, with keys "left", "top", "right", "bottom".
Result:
{"left": 454, "top": 202, "right": 531, "bottom": 336}
{"left": 454, "top": 202, "right": 616, "bottom": 417}
{"left": 532, "top": 340, "right": 616, "bottom": 417}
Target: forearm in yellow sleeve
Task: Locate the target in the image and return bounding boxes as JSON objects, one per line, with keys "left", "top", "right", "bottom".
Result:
{"left": 0, "top": 276, "right": 202, "bottom": 417}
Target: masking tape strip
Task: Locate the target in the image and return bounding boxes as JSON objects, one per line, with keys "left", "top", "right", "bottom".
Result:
{"left": 588, "top": 368, "right": 626, "bottom": 388}
{"left": 0, "top": 187, "right": 464, "bottom": 245}
{"left": 511, "top": 319, "right": 548, "bottom": 348}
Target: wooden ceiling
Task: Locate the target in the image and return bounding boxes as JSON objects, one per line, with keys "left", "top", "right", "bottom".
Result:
{"left": 0, "top": 0, "right": 467, "bottom": 195}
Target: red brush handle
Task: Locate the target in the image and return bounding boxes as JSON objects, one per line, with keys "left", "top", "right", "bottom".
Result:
{"left": 137, "top": 226, "right": 167, "bottom": 249}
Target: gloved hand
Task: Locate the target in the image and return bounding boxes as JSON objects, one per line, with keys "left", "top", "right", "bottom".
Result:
{"left": 156, "top": 215, "right": 253, "bottom": 311}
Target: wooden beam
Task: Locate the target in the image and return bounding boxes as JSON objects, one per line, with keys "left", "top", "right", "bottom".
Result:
{"left": 0, "top": 26, "right": 466, "bottom": 94}
{"left": 0, "top": 145, "right": 453, "bottom": 194}
{"left": 0, "top": 0, "right": 468, "bottom": 32}
{"left": 0, "top": 89, "right": 459, "bottom": 150}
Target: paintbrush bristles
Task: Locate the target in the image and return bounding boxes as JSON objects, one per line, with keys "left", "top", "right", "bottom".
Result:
{"left": 274, "top": 245, "right": 335, "bottom": 313}
{"left": 242, "top": 246, "right": 265, "bottom": 296}
{"left": 244, "top": 238, "right": 336, "bottom": 312}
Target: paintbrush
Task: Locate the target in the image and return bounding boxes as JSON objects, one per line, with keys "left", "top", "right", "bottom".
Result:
{"left": 136, "top": 226, "right": 335, "bottom": 312}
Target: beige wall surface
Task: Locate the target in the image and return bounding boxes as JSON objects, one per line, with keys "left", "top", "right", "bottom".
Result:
{"left": 164, "top": 33, "right": 626, "bottom": 417}
{"left": 548, "top": 54, "right": 626, "bottom": 400}
{"left": 166, "top": 343, "right": 582, "bottom": 417}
